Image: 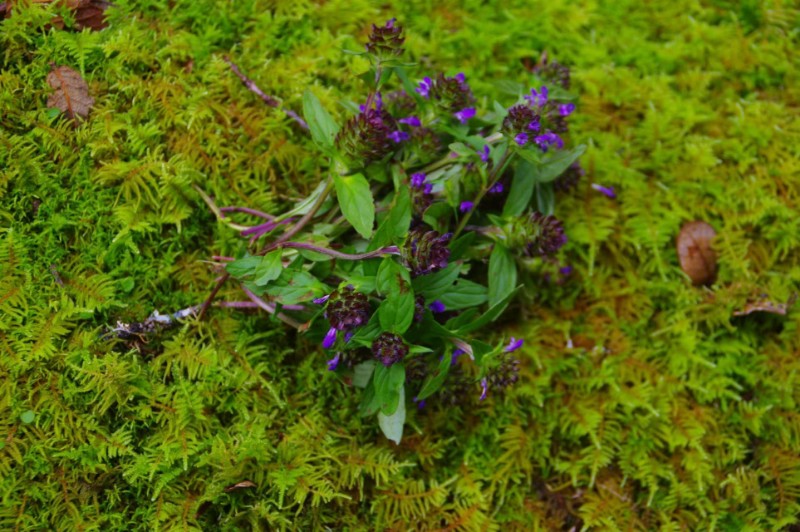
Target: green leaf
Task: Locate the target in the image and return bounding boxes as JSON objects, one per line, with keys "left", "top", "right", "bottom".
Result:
{"left": 264, "top": 270, "right": 326, "bottom": 304}
{"left": 530, "top": 144, "right": 586, "bottom": 183}
{"left": 411, "top": 263, "right": 461, "bottom": 300}
{"left": 225, "top": 254, "right": 261, "bottom": 277}
{"left": 376, "top": 257, "right": 411, "bottom": 295}
{"left": 449, "top": 232, "right": 475, "bottom": 261}
{"left": 469, "top": 340, "right": 495, "bottom": 365}
{"left": 503, "top": 159, "right": 536, "bottom": 217}
{"left": 334, "top": 173, "right": 375, "bottom": 239}
{"left": 352, "top": 361, "right": 377, "bottom": 388}
{"left": 302, "top": 90, "right": 339, "bottom": 150}
{"left": 378, "top": 291, "right": 415, "bottom": 334}
{"left": 416, "top": 351, "right": 452, "bottom": 401}
{"left": 455, "top": 285, "right": 521, "bottom": 334}
{"left": 253, "top": 250, "right": 284, "bottom": 286}
{"left": 373, "top": 363, "right": 406, "bottom": 416}
{"left": 370, "top": 187, "right": 411, "bottom": 249}
{"left": 378, "top": 385, "right": 405, "bottom": 445}
{"left": 20, "top": 410, "right": 35, "bottom": 424}
{"left": 448, "top": 142, "right": 474, "bottom": 157}
{"left": 535, "top": 182, "right": 555, "bottom": 216}
{"left": 488, "top": 244, "right": 517, "bottom": 307}
{"left": 438, "top": 279, "right": 488, "bottom": 310}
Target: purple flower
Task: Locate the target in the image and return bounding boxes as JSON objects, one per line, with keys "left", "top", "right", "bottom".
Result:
{"left": 417, "top": 399, "right": 426, "bottom": 409}
{"left": 398, "top": 116, "right": 421, "bottom": 127}
{"left": 388, "top": 130, "right": 410, "bottom": 143}
{"left": 313, "top": 294, "right": 330, "bottom": 304}
{"left": 401, "top": 228, "right": 452, "bottom": 277}
{"left": 528, "top": 118, "right": 541, "bottom": 131}
{"left": 489, "top": 182, "right": 504, "bottom": 194}
{"left": 386, "top": 17, "right": 396, "bottom": 29}
{"left": 372, "top": 332, "right": 408, "bottom": 366}
{"left": 560, "top": 265, "right": 574, "bottom": 276}
{"left": 344, "top": 331, "right": 354, "bottom": 343}
{"left": 515, "top": 133, "right": 529, "bottom": 146}
{"left": 534, "top": 131, "right": 564, "bottom": 151}
{"left": 322, "top": 327, "right": 337, "bottom": 349}
{"left": 429, "top": 300, "right": 446, "bottom": 313}
{"left": 455, "top": 72, "right": 466, "bottom": 83}
{"left": 505, "top": 337, "right": 524, "bottom": 352}
{"left": 525, "top": 85, "right": 549, "bottom": 107}
{"left": 480, "top": 378, "right": 488, "bottom": 401}
{"left": 326, "top": 352, "right": 341, "bottom": 371}
{"left": 452, "top": 348, "right": 465, "bottom": 366}
{"left": 416, "top": 76, "right": 433, "bottom": 98}
{"left": 459, "top": 201, "right": 474, "bottom": 213}
{"left": 591, "top": 183, "right": 617, "bottom": 198}
{"left": 454, "top": 107, "right": 476, "bottom": 124}
{"left": 479, "top": 145, "right": 490, "bottom": 162}
{"left": 559, "top": 103, "right": 575, "bottom": 116}
{"left": 424, "top": 183, "right": 433, "bottom": 194}
{"left": 411, "top": 172, "right": 426, "bottom": 188}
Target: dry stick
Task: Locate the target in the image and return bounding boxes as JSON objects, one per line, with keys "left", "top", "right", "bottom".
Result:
{"left": 241, "top": 285, "right": 304, "bottom": 329}
{"left": 223, "top": 56, "right": 309, "bottom": 130}
{"left": 197, "top": 274, "right": 229, "bottom": 320}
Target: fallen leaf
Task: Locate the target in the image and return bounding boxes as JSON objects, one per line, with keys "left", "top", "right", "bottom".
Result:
{"left": 223, "top": 480, "right": 256, "bottom": 493}
{"left": 676, "top": 221, "right": 717, "bottom": 286}
{"left": 47, "top": 65, "right": 94, "bottom": 121}
{"left": 3, "top": 1, "right": 111, "bottom": 31}
{"left": 733, "top": 294, "right": 795, "bottom": 317}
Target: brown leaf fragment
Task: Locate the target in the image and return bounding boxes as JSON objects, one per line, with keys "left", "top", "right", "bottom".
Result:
{"left": 61, "top": 0, "right": 111, "bottom": 31}
{"left": 46, "top": 65, "right": 94, "bottom": 121}
{"left": 733, "top": 294, "right": 795, "bottom": 317}
{"left": 676, "top": 221, "right": 717, "bottom": 286}
{"left": 223, "top": 480, "right": 256, "bottom": 493}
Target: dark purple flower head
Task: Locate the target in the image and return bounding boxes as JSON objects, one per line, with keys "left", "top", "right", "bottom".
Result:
{"left": 503, "top": 104, "right": 540, "bottom": 138}
{"left": 591, "top": 183, "right": 617, "bottom": 199}
{"left": 530, "top": 52, "right": 571, "bottom": 89}
{"left": 429, "top": 300, "right": 446, "bottom": 313}
{"left": 554, "top": 162, "right": 584, "bottom": 192}
{"left": 416, "top": 77, "right": 433, "bottom": 98}
{"left": 402, "top": 227, "right": 452, "bottom": 277}
{"left": 525, "top": 85, "right": 549, "bottom": 107}
{"left": 534, "top": 131, "right": 563, "bottom": 151}
{"left": 515, "top": 133, "right": 529, "bottom": 146}
{"left": 454, "top": 107, "right": 476, "bottom": 124}
{"left": 524, "top": 212, "right": 567, "bottom": 257}
{"left": 398, "top": 116, "right": 421, "bottom": 127}
{"left": 485, "top": 354, "right": 521, "bottom": 391}
{"left": 324, "top": 287, "right": 371, "bottom": 332}
{"left": 414, "top": 294, "right": 426, "bottom": 323}
{"left": 335, "top": 100, "right": 398, "bottom": 164}
{"left": 372, "top": 332, "right": 408, "bottom": 366}
{"left": 365, "top": 18, "right": 405, "bottom": 58}
{"left": 459, "top": 201, "right": 474, "bottom": 213}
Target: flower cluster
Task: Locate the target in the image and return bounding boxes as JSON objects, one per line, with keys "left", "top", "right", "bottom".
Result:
{"left": 213, "top": 18, "right": 584, "bottom": 443}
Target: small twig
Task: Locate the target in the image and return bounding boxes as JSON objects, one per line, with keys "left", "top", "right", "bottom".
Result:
{"left": 277, "top": 241, "right": 399, "bottom": 261}
{"left": 241, "top": 285, "right": 304, "bottom": 329}
{"left": 223, "top": 56, "right": 309, "bottom": 130}
{"left": 220, "top": 206, "right": 275, "bottom": 220}
{"left": 198, "top": 274, "right": 229, "bottom": 320}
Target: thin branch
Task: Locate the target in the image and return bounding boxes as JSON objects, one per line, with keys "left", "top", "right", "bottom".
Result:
{"left": 220, "top": 206, "right": 275, "bottom": 220}
{"left": 277, "top": 241, "right": 399, "bottom": 261}
{"left": 223, "top": 56, "right": 309, "bottom": 130}
{"left": 241, "top": 285, "right": 304, "bottom": 329}
{"left": 198, "top": 274, "right": 229, "bottom": 320}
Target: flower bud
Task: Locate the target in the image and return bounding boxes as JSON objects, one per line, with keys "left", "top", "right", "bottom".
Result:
{"left": 324, "top": 287, "right": 371, "bottom": 332}
{"left": 503, "top": 212, "right": 567, "bottom": 258}
{"left": 401, "top": 227, "right": 452, "bottom": 277}
{"left": 372, "top": 332, "right": 408, "bottom": 366}
{"left": 365, "top": 18, "right": 405, "bottom": 59}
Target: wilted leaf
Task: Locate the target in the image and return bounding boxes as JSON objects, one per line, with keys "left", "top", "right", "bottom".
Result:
{"left": 47, "top": 65, "right": 94, "bottom": 121}
{"left": 3, "top": 1, "right": 110, "bottom": 30}
{"left": 733, "top": 294, "right": 794, "bottom": 317}
{"left": 676, "top": 221, "right": 717, "bottom": 286}
{"left": 223, "top": 480, "right": 256, "bottom": 492}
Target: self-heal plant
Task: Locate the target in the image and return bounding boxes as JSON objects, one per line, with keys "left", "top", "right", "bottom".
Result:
{"left": 205, "top": 19, "right": 585, "bottom": 443}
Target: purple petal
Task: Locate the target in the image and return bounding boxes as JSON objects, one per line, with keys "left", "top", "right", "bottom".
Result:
{"left": 385, "top": 18, "right": 396, "bottom": 29}
{"left": 515, "top": 133, "right": 529, "bottom": 146}
{"left": 459, "top": 201, "right": 474, "bottom": 213}
{"left": 423, "top": 183, "right": 433, "bottom": 195}
{"left": 398, "top": 116, "right": 422, "bottom": 127}
{"left": 559, "top": 265, "right": 574, "bottom": 276}
{"left": 528, "top": 118, "right": 541, "bottom": 131}
{"left": 559, "top": 103, "right": 575, "bottom": 116}
{"left": 344, "top": 331, "right": 354, "bottom": 343}
{"left": 322, "top": 327, "right": 337, "bottom": 349}
{"left": 452, "top": 349, "right": 464, "bottom": 366}
{"left": 480, "top": 378, "right": 488, "bottom": 401}
{"left": 388, "top": 130, "right": 410, "bottom": 143}
{"left": 416, "top": 77, "right": 433, "bottom": 98}
{"left": 525, "top": 85, "right": 549, "bottom": 107}
{"left": 505, "top": 337, "right": 524, "bottom": 352}
{"left": 591, "top": 183, "right": 617, "bottom": 199}
{"left": 455, "top": 72, "right": 466, "bottom": 83}
{"left": 313, "top": 294, "right": 330, "bottom": 305}
{"left": 454, "top": 107, "right": 476, "bottom": 124}
{"left": 326, "top": 352, "right": 341, "bottom": 371}
{"left": 411, "top": 172, "right": 426, "bottom": 188}
{"left": 479, "top": 145, "right": 490, "bottom": 162}
{"left": 489, "top": 182, "right": 504, "bottom": 194}
{"left": 429, "top": 300, "right": 446, "bottom": 313}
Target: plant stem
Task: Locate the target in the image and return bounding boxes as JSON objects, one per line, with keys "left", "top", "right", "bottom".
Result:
{"left": 241, "top": 285, "right": 304, "bottom": 329}
{"left": 267, "top": 176, "right": 335, "bottom": 249}
{"left": 198, "top": 274, "right": 229, "bottom": 319}
{"left": 453, "top": 150, "right": 515, "bottom": 238}
{"left": 277, "top": 242, "right": 399, "bottom": 260}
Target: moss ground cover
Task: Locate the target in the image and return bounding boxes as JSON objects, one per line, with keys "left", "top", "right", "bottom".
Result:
{"left": 2, "top": 0, "right": 800, "bottom": 529}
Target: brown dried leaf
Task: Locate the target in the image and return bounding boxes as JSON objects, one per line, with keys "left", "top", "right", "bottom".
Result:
{"left": 733, "top": 294, "right": 795, "bottom": 317}
{"left": 47, "top": 65, "right": 94, "bottom": 121}
{"left": 3, "top": 1, "right": 110, "bottom": 31}
{"left": 676, "top": 221, "right": 717, "bottom": 286}
{"left": 223, "top": 480, "right": 256, "bottom": 493}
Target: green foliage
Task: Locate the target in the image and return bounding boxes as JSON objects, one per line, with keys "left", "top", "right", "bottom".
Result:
{"left": 1, "top": 0, "right": 800, "bottom": 529}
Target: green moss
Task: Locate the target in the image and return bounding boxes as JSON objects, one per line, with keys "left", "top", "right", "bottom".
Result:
{"left": 1, "top": 0, "right": 800, "bottom": 529}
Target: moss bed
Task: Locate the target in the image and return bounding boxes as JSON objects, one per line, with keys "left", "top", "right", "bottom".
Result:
{"left": 2, "top": 1, "right": 800, "bottom": 529}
